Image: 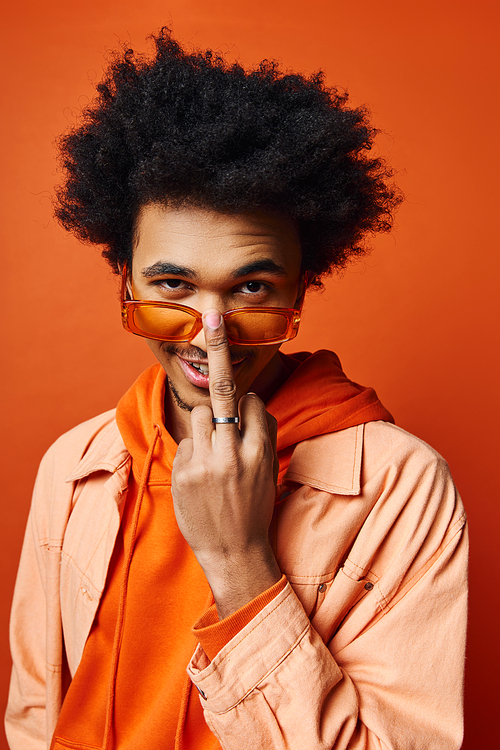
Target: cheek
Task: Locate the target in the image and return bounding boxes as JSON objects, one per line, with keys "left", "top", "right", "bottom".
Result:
{"left": 144, "top": 338, "right": 161, "bottom": 357}
{"left": 144, "top": 338, "right": 171, "bottom": 369}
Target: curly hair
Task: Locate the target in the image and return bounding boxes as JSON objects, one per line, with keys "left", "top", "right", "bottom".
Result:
{"left": 55, "top": 28, "right": 402, "bottom": 283}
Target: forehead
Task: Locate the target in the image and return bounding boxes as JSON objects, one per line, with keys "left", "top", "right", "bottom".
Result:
{"left": 132, "top": 203, "right": 302, "bottom": 279}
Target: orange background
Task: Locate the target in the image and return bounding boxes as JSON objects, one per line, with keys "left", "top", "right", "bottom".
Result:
{"left": 1, "top": 1, "right": 498, "bottom": 746}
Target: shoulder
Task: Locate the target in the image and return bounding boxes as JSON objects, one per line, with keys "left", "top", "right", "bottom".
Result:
{"left": 359, "top": 421, "right": 466, "bottom": 555}
{"left": 32, "top": 410, "right": 127, "bottom": 530}
{"left": 363, "top": 419, "right": 449, "bottom": 467}
{"left": 40, "top": 409, "right": 121, "bottom": 474}
{"left": 361, "top": 420, "right": 455, "bottom": 492}
{"left": 50, "top": 408, "right": 118, "bottom": 448}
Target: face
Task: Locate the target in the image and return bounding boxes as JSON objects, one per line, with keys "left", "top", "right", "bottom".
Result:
{"left": 130, "top": 204, "right": 303, "bottom": 426}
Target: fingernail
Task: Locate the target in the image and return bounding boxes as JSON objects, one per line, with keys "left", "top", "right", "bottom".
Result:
{"left": 205, "top": 312, "right": 222, "bottom": 330}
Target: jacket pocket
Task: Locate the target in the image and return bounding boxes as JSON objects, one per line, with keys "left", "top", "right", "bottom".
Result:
{"left": 310, "top": 566, "right": 375, "bottom": 645}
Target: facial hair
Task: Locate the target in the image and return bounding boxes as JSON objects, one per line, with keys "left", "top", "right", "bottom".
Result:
{"left": 166, "top": 377, "right": 194, "bottom": 412}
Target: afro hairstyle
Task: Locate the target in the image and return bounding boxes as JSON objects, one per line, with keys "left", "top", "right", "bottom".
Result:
{"left": 55, "top": 28, "right": 402, "bottom": 284}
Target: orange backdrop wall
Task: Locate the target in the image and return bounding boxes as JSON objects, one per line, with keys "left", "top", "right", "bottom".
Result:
{"left": 1, "top": 1, "right": 498, "bottom": 747}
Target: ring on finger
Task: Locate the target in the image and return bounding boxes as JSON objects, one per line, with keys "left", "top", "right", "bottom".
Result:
{"left": 212, "top": 416, "right": 239, "bottom": 424}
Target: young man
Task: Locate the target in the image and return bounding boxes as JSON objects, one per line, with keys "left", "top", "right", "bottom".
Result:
{"left": 6, "top": 29, "right": 467, "bottom": 750}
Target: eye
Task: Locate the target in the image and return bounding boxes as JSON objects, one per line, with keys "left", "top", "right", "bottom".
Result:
{"left": 244, "top": 281, "right": 263, "bottom": 293}
{"left": 153, "top": 278, "right": 192, "bottom": 294}
{"left": 238, "top": 280, "right": 269, "bottom": 295}
{"left": 162, "top": 279, "right": 183, "bottom": 289}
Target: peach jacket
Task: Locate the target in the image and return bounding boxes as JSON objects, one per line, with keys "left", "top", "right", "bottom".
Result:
{"left": 5, "top": 411, "right": 467, "bottom": 750}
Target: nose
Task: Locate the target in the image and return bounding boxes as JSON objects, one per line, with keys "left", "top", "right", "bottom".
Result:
{"left": 188, "top": 303, "right": 225, "bottom": 353}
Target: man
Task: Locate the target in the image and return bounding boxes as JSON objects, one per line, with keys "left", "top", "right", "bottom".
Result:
{"left": 6, "top": 29, "right": 467, "bottom": 750}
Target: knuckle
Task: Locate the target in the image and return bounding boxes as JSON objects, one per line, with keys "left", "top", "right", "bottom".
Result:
{"left": 191, "top": 405, "right": 212, "bottom": 423}
{"left": 246, "top": 436, "right": 269, "bottom": 461}
{"left": 211, "top": 377, "right": 237, "bottom": 399}
{"left": 172, "top": 466, "right": 189, "bottom": 489}
{"left": 173, "top": 460, "right": 209, "bottom": 490}
{"left": 193, "top": 464, "right": 211, "bottom": 485}
{"left": 191, "top": 405, "right": 207, "bottom": 416}
{"left": 207, "top": 333, "right": 228, "bottom": 351}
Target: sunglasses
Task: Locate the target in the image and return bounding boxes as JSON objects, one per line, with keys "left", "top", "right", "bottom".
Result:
{"left": 120, "top": 265, "right": 305, "bottom": 345}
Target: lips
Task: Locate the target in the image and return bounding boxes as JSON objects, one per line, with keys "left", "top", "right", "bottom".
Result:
{"left": 175, "top": 354, "right": 245, "bottom": 389}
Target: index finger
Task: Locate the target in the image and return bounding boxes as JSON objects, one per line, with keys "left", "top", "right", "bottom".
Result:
{"left": 203, "top": 310, "right": 239, "bottom": 430}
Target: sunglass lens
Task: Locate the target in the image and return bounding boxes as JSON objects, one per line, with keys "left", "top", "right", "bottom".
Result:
{"left": 225, "top": 310, "right": 289, "bottom": 343}
{"left": 133, "top": 306, "right": 197, "bottom": 340}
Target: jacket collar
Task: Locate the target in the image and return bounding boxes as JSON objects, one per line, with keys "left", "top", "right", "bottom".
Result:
{"left": 65, "top": 418, "right": 130, "bottom": 483}
{"left": 65, "top": 415, "right": 363, "bottom": 497}
{"left": 284, "top": 423, "right": 363, "bottom": 496}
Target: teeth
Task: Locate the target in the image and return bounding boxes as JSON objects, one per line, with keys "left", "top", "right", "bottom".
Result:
{"left": 191, "top": 362, "right": 209, "bottom": 374}
{"left": 188, "top": 361, "right": 242, "bottom": 374}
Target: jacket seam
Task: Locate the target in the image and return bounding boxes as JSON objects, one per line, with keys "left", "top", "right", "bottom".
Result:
{"left": 64, "top": 418, "right": 125, "bottom": 481}
{"left": 376, "top": 512, "right": 467, "bottom": 612}
{"left": 46, "top": 663, "right": 62, "bottom": 673}
{"left": 351, "top": 425, "right": 359, "bottom": 489}
{"left": 60, "top": 545, "right": 106, "bottom": 593}
{"left": 284, "top": 571, "right": 338, "bottom": 581}
{"left": 345, "top": 558, "right": 367, "bottom": 576}
{"left": 39, "top": 539, "right": 64, "bottom": 550}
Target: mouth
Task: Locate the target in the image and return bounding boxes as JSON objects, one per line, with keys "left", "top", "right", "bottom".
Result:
{"left": 189, "top": 361, "right": 209, "bottom": 375}
{"left": 175, "top": 354, "right": 246, "bottom": 389}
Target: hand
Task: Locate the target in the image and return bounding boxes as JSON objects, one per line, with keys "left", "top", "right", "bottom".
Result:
{"left": 171, "top": 310, "right": 282, "bottom": 618}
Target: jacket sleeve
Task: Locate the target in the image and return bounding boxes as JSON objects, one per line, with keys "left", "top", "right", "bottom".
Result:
{"left": 187, "top": 456, "right": 468, "bottom": 749}
{"left": 5, "top": 410, "right": 121, "bottom": 750}
{"left": 5, "top": 501, "right": 52, "bottom": 750}
{"left": 5, "top": 436, "right": 74, "bottom": 750}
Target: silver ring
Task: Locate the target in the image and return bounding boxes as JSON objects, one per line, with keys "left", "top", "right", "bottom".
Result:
{"left": 212, "top": 417, "right": 239, "bottom": 424}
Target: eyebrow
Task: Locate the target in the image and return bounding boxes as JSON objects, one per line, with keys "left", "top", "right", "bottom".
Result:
{"left": 141, "top": 262, "right": 197, "bottom": 278}
{"left": 141, "top": 259, "right": 288, "bottom": 280}
{"left": 232, "top": 260, "right": 288, "bottom": 279}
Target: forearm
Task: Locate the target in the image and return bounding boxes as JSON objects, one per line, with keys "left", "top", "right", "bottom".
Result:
{"left": 200, "top": 545, "right": 282, "bottom": 619}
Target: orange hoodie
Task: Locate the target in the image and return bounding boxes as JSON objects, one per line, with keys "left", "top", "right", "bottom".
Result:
{"left": 51, "top": 351, "right": 393, "bottom": 750}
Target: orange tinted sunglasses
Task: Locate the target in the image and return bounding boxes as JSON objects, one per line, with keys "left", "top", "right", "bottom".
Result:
{"left": 120, "top": 265, "right": 306, "bottom": 345}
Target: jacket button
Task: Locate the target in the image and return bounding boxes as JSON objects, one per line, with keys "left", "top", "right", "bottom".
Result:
{"left": 318, "top": 583, "right": 327, "bottom": 593}
{"left": 196, "top": 686, "right": 208, "bottom": 700}
{"left": 364, "top": 582, "right": 374, "bottom": 591}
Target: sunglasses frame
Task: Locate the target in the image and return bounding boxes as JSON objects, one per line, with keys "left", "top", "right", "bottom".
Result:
{"left": 120, "top": 264, "right": 306, "bottom": 345}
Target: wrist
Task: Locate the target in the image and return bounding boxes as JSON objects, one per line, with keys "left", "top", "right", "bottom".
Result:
{"left": 200, "top": 545, "right": 282, "bottom": 619}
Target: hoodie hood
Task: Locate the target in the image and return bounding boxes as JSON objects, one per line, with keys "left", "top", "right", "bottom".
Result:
{"left": 269, "top": 350, "right": 393, "bottom": 451}
{"left": 115, "top": 363, "right": 177, "bottom": 484}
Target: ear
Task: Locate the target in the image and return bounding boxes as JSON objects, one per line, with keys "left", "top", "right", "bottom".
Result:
{"left": 294, "top": 271, "right": 309, "bottom": 308}
{"left": 120, "top": 263, "right": 134, "bottom": 302}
